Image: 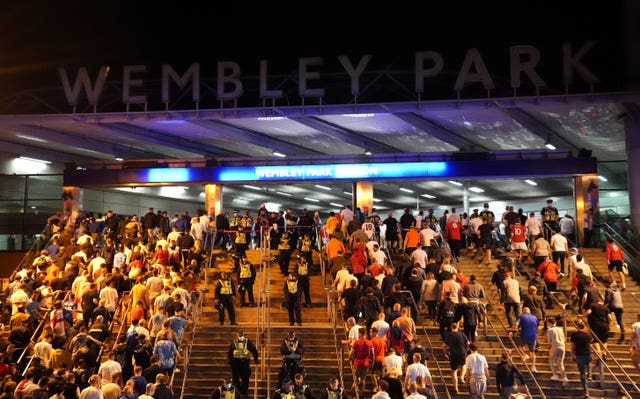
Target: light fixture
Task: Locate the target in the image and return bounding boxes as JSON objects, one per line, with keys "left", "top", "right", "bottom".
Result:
{"left": 525, "top": 179, "right": 538, "bottom": 186}
{"left": 399, "top": 187, "right": 414, "bottom": 193}
{"left": 16, "top": 134, "right": 47, "bottom": 143}
{"left": 364, "top": 150, "right": 372, "bottom": 156}
{"left": 315, "top": 184, "right": 332, "bottom": 191}
{"left": 19, "top": 156, "right": 51, "bottom": 164}
{"left": 304, "top": 197, "right": 319, "bottom": 202}
{"left": 373, "top": 198, "right": 382, "bottom": 202}
{"left": 598, "top": 176, "right": 608, "bottom": 182}
{"left": 114, "top": 157, "right": 124, "bottom": 161}
{"left": 343, "top": 191, "right": 353, "bottom": 196}
{"left": 329, "top": 202, "right": 343, "bottom": 207}
{"left": 276, "top": 191, "right": 292, "bottom": 196}
{"left": 449, "top": 180, "right": 463, "bottom": 186}
{"left": 272, "top": 151, "right": 286, "bottom": 158}
{"left": 243, "top": 185, "right": 262, "bottom": 190}
{"left": 468, "top": 186, "right": 485, "bottom": 193}
{"left": 421, "top": 194, "right": 436, "bottom": 199}
{"left": 545, "top": 143, "right": 556, "bottom": 150}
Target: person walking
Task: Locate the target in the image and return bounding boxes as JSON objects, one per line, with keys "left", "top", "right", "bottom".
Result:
{"left": 547, "top": 316, "right": 569, "bottom": 383}
{"left": 443, "top": 322, "right": 469, "bottom": 394}
{"left": 279, "top": 331, "right": 305, "bottom": 386}
{"left": 606, "top": 237, "right": 626, "bottom": 290}
{"left": 513, "top": 307, "right": 539, "bottom": 372}
{"left": 227, "top": 330, "right": 259, "bottom": 397}
{"left": 208, "top": 377, "right": 241, "bottom": 399}
{"left": 284, "top": 273, "right": 302, "bottom": 326}
{"left": 604, "top": 279, "right": 625, "bottom": 344}
{"left": 495, "top": 352, "right": 525, "bottom": 399}
{"left": 570, "top": 320, "right": 593, "bottom": 397}
{"left": 214, "top": 272, "right": 238, "bottom": 326}
{"left": 237, "top": 255, "right": 256, "bottom": 308}
{"left": 462, "top": 342, "right": 489, "bottom": 399}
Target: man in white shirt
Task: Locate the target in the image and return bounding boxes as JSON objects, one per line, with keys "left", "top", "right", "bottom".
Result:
{"left": 547, "top": 316, "right": 569, "bottom": 382}
{"left": 462, "top": 343, "right": 489, "bottom": 399}
{"left": 404, "top": 353, "right": 431, "bottom": 386}
{"left": 410, "top": 247, "right": 429, "bottom": 269}
{"left": 630, "top": 313, "right": 640, "bottom": 372}
{"left": 371, "top": 312, "right": 390, "bottom": 338}
{"left": 382, "top": 350, "right": 404, "bottom": 377}
{"left": 550, "top": 230, "right": 569, "bottom": 275}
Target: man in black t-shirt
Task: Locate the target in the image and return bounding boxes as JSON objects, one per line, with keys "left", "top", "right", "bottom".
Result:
{"left": 570, "top": 320, "right": 593, "bottom": 395}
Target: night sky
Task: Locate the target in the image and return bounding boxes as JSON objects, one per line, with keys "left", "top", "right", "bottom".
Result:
{"left": 0, "top": 2, "right": 628, "bottom": 109}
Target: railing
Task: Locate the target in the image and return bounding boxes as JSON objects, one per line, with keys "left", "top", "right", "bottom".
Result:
{"left": 176, "top": 288, "right": 204, "bottom": 397}
{"left": 561, "top": 293, "right": 638, "bottom": 396}
{"left": 398, "top": 290, "right": 445, "bottom": 399}
{"left": 482, "top": 293, "right": 545, "bottom": 399}
{"left": 326, "top": 288, "right": 345, "bottom": 391}
{"left": 17, "top": 289, "right": 69, "bottom": 374}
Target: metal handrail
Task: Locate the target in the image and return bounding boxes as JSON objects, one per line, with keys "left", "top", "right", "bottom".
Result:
{"left": 17, "top": 289, "right": 69, "bottom": 374}
{"left": 397, "top": 290, "right": 444, "bottom": 399}
{"left": 176, "top": 288, "right": 205, "bottom": 397}
{"left": 562, "top": 295, "right": 638, "bottom": 396}
{"left": 483, "top": 286, "right": 547, "bottom": 399}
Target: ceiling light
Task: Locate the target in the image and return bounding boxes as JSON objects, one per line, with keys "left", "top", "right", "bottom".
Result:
{"left": 373, "top": 198, "right": 382, "bottom": 202}
{"left": 421, "top": 194, "right": 436, "bottom": 199}
{"left": 329, "top": 202, "right": 343, "bottom": 207}
{"left": 364, "top": 150, "right": 372, "bottom": 156}
{"left": 315, "top": 184, "right": 332, "bottom": 191}
{"left": 344, "top": 113, "right": 374, "bottom": 118}
{"left": 15, "top": 134, "right": 47, "bottom": 143}
{"left": 304, "top": 197, "right": 319, "bottom": 202}
{"left": 114, "top": 157, "right": 124, "bottom": 161}
{"left": 276, "top": 191, "right": 292, "bottom": 196}
{"left": 545, "top": 143, "right": 556, "bottom": 150}
{"left": 243, "top": 185, "right": 262, "bottom": 190}
{"left": 272, "top": 151, "right": 286, "bottom": 157}
{"left": 399, "top": 187, "right": 414, "bottom": 193}
{"left": 343, "top": 191, "right": 353, "bottom": 196}
{"left": 525, "top": 179, "right": 538, "bottom": 186}
{"left": 257, "top": 116, "right": 287, "bottom": 121}
{"left": 19, "top": 156, "right": 51, "bottom": 164}
{"left": 468, "top": 186, "right": 484, "bottom": 193}
{"left": 598, "top": 176, "right": 608, "bottom": 182}
{"left": 449, "top": 180, "right": 463, "bottom": 186}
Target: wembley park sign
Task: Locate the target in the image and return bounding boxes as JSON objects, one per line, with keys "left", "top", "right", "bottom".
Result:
{"left": 58, "top": 42, "right": 601, "bottom": 109}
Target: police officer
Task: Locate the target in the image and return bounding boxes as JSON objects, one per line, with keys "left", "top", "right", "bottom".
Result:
{"left": 271, "top": 378, "right": 294, "bottom": 399}
{"left": 279, "top": 331, "right": 305, "bottom": 386}
{"left": 227, "top": 330, "right": 259, "bottom": 397}
{"left": 215, "top": 272, "right": 238, "bottom": 325}
{"left": 278, "top": 232, "right": 292, "bottom": 275}
{"left": 209, "top": 377, "right": 240, "bottom": 399}
{"left": 284, "top": 273, "right": 302, "bottom": 326}
{"left": 319, "top": 377, "right": 349, "bottom": 399}
{"left": 292, "top": 373, "right": 315, "bottom": 399}
{"left": 238, "top": 255, "right": 256, "bottom": 307}
{"left": 296, "top": 256, "right": 312, "bottom": 307}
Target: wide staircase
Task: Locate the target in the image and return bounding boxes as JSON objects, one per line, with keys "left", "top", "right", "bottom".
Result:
{"left": 174, "top": 248, "right": 350, "bottom": 399}
{"left": 175, "top": 245, "right": 640, "bottom": 399}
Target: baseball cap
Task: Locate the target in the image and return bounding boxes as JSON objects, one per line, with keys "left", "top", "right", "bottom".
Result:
{"left": 546, "top": 199, "right": 553, "bottom": 204}
{"left": 483, "top": 203, "right": 489, "bottom": 208}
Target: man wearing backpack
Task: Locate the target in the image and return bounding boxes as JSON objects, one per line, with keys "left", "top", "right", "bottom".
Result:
{"left": 437, "top": 292, "right": 458, "bottom": 340}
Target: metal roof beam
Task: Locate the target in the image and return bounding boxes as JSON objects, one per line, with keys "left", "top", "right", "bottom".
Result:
{"left": 502, "top": 107, "right": 579, "bottom": 151}
{"left": 393, "top": 112, "right": 488, "bottom": 151}
{"left": 189, "top": 119, "right": 323, "bottom": 156}
{"left": 102, "top": 122, "right": 241, "bottom": 158}
{"left": 289, "top": 116, "right": 401, "bottom": 154}
{"left": 0, "top": 139, "right": 102, "bottom": 163}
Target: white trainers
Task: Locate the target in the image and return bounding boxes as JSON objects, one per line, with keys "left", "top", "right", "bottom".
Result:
{"left": 522, "top": 354, "right": 530, "bottom": 362}
{"left": 550, "top": 375, "right": 560, "bottom": 381}
{"left": 531, "top": 366, "right": 537, "bottom": 372}
{"left": 562, "top": 377, "right": 569, "bottom": 383}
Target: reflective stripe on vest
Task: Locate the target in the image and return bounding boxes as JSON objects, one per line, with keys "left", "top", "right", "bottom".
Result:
{"left": 298, "top": 263, "right": 308, "bottom": 276}
{"left": 220, "top": 279, "right": 233, "bottom": 295}
{"left": 284, "top": 339, "right": 300, "bottom": 359}
{"left": 235, "top": 233, "right": 246, "bottom": 244}
{"left": 286, "top": 280, "right": 298, "bottom": 294}
{"left": 240, "top": 263, "right": 252, "bottom": 279}
{"left": 233, "top": 341, "right": 248, "bottom": 358}
{"left": 278, "top": 240, "right": 290, "bottom": 251}
{"left": 301, "top": 239, "right": 311, "bottom": 252}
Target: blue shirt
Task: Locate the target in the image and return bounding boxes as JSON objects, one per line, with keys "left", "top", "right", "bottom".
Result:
{"left": 517, "top": 312, "right": 539, "bottom": 341}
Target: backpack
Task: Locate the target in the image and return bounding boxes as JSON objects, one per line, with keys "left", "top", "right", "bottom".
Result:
{"left": 440, "top": 300, "right": 456, "bottom": 320}
{"left": 126, "top": 331, "right": 139, "bottom": 350}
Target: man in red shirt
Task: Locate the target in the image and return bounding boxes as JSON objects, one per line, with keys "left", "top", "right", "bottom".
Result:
{"left": 606, "top": 237, "right": 626, "bottom": 290}
{"left": 369, "top": 326, "right": 388, "bottom": 392}
{"left": 445, "top": 220, "right": 462, "bottom": 263}
{"left": 539, "top": 257, "right": 560, "bottom": 309}
{"left": 350, "top": 327, "right": 373, "bottom": 393}
{"left": 510, "top": 220, "right": 528, "bottom": 265}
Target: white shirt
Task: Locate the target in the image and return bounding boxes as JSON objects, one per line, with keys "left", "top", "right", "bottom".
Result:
{"left": 382, "top": 354, "right": 404, "bottom": 375}
{"left": 464, "top": 352, "right": 488, "bottom": 377}
{"left": 98, "top": 359, "right": 122, "bottom": 383}
{"left": 419, "top": 228, "right": 439, "bottom": 247}
{"left": 631, "top": 321, "right": 640, "bottom": 350}
{"left": 410, "top": 249, "right": 429, "bottom": 268}
{"left": 525, "top": 217, "right": 542, "bottom": 236}
{"left": 405, "top": 362, "right": 431, "bottom": 384}
{"left": 372, "top": 319, "right": 390, "bottom": 338}
{"left": 550, "top": 233, "right": 568, "bottom": 252}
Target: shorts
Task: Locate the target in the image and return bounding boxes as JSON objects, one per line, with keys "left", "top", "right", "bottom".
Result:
{"left": 372, "top": 362, "right": 383, "bottom": 374}
{"left": 609, "top": 259, "right": 623, "bottom": 272}
{"left": 511, "top": 242, "right": 527, "bottom": 252}
{"left": 520, "top": 337, "right": 537, "bottom": 352}
{"left": 355, "top": 367, "right": 368, "bottom": 379}
{"left": 450, "top": 355, "right": 465, "bottom": 370}
{"left": 592, "top": 327, "right": 610, "bottom": 343}
{"left": 480, "top": 238, "right": 492, "bottom": 249}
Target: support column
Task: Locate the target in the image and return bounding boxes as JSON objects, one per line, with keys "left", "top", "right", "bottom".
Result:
{"left": 355, "top": 182, "right": 374, "bottom": 217}
{"left": 462, "top": 182, "right": 469, "bottom": 215}
{"left": 204, "top": 184, "right": 223, "bottom": 229}
{"left": 574, "top": 175, "right": 599, "bottom": 246}
{"left": 62, "top": 186, "right": 80, "bottom": 218}
{"left": 626, "top": 112, "right": 640, "bottom": 239}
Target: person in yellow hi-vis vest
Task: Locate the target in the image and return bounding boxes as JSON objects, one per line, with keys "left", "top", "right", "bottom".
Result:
{"left": 283, "top": 273, "right": 302, "bottom": 326}
{"left": 208, "top": 376, "right": 241, "bottom": 399}
{"left": 227, "top": 330, "right": 259, "bottom": 397}
{"left": 214, "top": 272, "right": 237, "bottom": 326}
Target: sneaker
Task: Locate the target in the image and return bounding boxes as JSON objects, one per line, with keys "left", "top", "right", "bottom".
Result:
{"left": 550, "top": 375, "right": 560, "bottom": 381}
{"left": 522, "top": 354, "right": 530, "bottom": 362}
{"left": 562, "top": 377, "right": 569, "bottom": 383}
{"left": 531, "top": 366, "right": 537, "bottom": 372}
